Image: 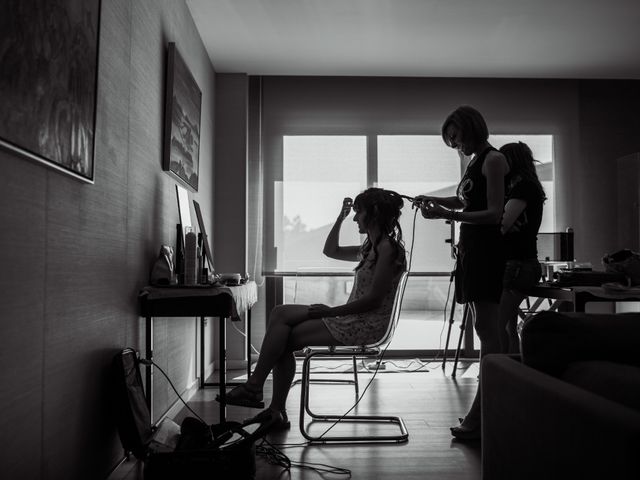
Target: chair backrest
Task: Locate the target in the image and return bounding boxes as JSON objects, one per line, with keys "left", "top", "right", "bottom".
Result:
{"left": 364, "top": 270, "right": 409, "bottom": 349}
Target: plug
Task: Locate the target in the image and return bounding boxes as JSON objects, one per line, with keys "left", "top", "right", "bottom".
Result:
{"left": 367, "top": 360, "right": 386, "bottom": 370}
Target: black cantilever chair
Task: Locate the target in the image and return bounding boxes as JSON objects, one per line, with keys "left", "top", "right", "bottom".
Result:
{"left": 297, "top": 270, "right": 410, "bottom": 444}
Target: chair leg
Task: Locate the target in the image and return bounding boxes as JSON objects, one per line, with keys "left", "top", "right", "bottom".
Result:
{"left": 352, "top": 355, "right": 359, "bottom": 398}
{"left": 298, "top": 351, "right": 409, "bottom": 444}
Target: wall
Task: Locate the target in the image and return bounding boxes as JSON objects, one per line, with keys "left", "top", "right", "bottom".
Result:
{"left": 576, "top": 81, "right": 640, "bottom": 263}
{"left": 0, "top": 1, "right": 216, "bottom": 478}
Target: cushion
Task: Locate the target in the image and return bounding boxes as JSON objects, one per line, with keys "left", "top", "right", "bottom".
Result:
{"left": 521, "top": 311, "right": 640, "bottom": 375}
{"left": 561, "top": 360, "right": 640, "bottom": 412}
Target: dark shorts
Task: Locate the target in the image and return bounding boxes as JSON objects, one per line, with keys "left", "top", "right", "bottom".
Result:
{"left": 503, "top": 259, "right": 542, "bottom": 292}
{"left": 455, "top": 241, "right": 504, "bottom": 304}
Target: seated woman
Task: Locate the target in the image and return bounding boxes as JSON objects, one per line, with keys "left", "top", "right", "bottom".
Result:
{"left": 218, "top": 187, "right": 408, "bottom": 428}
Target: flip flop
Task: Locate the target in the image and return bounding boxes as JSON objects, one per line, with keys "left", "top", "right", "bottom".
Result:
{"left": 215, "top": 383, "right": 265, "bottom": 408}
{"left": 244, "top": 409, "right": 291, "bottom": 431}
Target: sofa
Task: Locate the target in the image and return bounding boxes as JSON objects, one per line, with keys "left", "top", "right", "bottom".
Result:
{"left": 481, "top": 311, "right": 640, "bottom": 480}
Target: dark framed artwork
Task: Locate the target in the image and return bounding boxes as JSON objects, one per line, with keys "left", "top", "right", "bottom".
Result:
{"left": 0, "top": 0, "right": 102, "bottom": 183}
{"left": 163, "top": 42, "right": 201, "bottom": 191}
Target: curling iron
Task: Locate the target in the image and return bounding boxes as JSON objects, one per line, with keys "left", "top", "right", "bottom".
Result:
{"left": 399, "top": 194, "right": 431, "bottom": 209}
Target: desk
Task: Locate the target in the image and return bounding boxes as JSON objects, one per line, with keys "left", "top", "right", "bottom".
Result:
{"left": 522, "top": 283, "right": 640, "bottom": 318}
{"left": 138, "top": 281, "right": 257, "bottom": 422}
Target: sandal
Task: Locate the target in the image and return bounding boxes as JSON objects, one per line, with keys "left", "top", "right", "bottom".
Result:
{"left": 244, "top": 409, "right": 291, "bottom": 431}
{"left": 215, "top": 383, "right": 264, "bottom": 408}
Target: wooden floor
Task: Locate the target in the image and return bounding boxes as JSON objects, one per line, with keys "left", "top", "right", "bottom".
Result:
{"left": 111, "top": 358, "right": 481, "bottom": 480}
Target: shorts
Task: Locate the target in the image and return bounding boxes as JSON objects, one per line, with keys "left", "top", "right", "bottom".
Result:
{"left": 503, "top": 259, "right": 542, "bottom": 292}
{"left": 454, "top": 241, "right": 504, "bottom": 304}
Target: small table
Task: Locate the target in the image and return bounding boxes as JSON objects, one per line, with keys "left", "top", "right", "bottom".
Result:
{"left": 138, "top": 281, "right": 258, "bottom": 422}
{"left": 521, "top": 283, "right": 640, "bottom": 319}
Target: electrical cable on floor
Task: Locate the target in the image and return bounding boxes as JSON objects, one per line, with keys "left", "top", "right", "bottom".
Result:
{"left": 256, "top": 437, "right": 351, "bottom": 476}
{"left": 139, "top": 358, "right": 215, "bottom": 439}
{"left": 367, "top": 358, "right": 430, "bottom": 372}
{"left": 229, "top": 320, "right": 261, "bottom": 355}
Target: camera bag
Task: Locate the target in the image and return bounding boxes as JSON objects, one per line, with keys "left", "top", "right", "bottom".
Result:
{"left": 111, "top": 348, "right": 258, "bottom": 479}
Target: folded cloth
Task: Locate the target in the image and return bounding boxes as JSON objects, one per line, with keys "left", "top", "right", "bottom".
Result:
{"left": 139, "top": 281, "right": 258, "bottom": 320}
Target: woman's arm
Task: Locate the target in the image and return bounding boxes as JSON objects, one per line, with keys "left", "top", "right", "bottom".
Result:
{"left": 323, "top": 198, "right": 361, "bottom": 261}
{"left": 501, "top": 198, "right": 527, "bottom": 234}
{"left": 415, "top": 195, "right": 464, "bottom": 210}
{"left": 309, "top": 239, "right": 399, "bottom": 318}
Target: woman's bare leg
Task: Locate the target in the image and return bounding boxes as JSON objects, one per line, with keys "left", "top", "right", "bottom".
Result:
{"left": 246, "top": 304, "right": 309, "bottom": 391}
{"left": 243, "top": 304, "right": 338, "bottom": 411}
{"left": 268, "top": 318, "right": 338, "bottom": 412}
{"left": 462, "top": 300, "right": 500, "bottom": 425}
{"left": 498, "top": 290, "right": 526, "bottom": 354}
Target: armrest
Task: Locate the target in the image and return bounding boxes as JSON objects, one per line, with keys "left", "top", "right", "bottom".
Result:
{"left": 481, "top": 354, "right": 640, "bottom": 480}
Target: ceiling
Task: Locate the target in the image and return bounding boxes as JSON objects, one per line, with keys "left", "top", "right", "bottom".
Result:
{"left": 186, "top": 0, "right": 640, "bottom": 79}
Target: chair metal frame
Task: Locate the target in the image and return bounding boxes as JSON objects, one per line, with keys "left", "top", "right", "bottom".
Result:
{"left": 298, "top": 270, "right": 410, "bottom": 444}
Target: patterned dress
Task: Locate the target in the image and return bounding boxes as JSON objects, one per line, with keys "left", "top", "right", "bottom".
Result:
{"left": 322, "top": 255, "right": 403, "bottom": 346}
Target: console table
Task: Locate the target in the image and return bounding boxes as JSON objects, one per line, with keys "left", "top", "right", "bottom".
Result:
{"left": 138, "top": 281, "right": 257, "bottom": 422}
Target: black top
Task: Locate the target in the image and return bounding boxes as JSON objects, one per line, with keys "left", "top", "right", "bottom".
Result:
{"left": 503, "top": 177, "right": 544, "bottom": 260}
{"left": 456, "top": 147, "right": 502, "bottom": 244}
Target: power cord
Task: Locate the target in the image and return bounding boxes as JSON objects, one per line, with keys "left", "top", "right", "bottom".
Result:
{"left": 138, "top": 357, "right": 213, "bottom": 439}
{"left": 229, "top": 320, "right": 261, "bottom": 355}
{"left": 257, "top": 437, "right": 351, "bottom": 476}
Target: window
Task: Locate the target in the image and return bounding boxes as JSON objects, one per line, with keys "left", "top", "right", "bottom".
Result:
{"left": 273, "top": 134, "right": 555, "bottom": 354}
{"left": 276, "top": 136, "right": 366, "bottom": 271}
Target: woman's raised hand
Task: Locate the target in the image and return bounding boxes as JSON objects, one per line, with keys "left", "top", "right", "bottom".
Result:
{"left": 339, "top": 197, "right": 353, "bottom": 221}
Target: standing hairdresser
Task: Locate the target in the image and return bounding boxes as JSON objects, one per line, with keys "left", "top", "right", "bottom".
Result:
{"left": 417, "top": 105, "right": 508, "bottom": 440}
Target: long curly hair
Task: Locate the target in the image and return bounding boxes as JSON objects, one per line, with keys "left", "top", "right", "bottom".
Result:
{"left": 352, "top": 187, "right": 407, "bottom": 271}
{"left": 500, "top": 142, "right": 547, "bottom": 202}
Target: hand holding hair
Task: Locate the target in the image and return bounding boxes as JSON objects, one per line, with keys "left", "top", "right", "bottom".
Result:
{"left": 421, "top": 201, "right": 456, "bottom": 220}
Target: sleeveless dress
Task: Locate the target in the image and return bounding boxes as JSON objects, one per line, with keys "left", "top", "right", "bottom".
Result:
{"left": 322, "top": 255, "right": 403, "bottom": 346}
{"left": 454, "top": 146, "right": 505, "bottom": 304}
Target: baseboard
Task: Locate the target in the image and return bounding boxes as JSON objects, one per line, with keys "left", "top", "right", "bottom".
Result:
{"left": 155, "top": 377, "right": 200, "bottom": 425}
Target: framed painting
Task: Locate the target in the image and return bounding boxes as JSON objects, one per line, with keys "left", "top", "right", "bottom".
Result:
{"left": 163, "top": 42, "right": 202, "bottom": 192}
{"left": 0, "top": 0, "right": 102, "bottom": 183}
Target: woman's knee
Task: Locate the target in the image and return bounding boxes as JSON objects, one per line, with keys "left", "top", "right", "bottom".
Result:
{"left": 267, "top": 305, "right": 286, "bottom": 328}
{"left": 267, "top": 304, "right": 308, "bottom": 329}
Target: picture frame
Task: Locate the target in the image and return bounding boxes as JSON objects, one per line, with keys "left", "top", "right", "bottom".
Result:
{"left": 0, "top": 0, "right": 102, "bottom": 183}
{"left": 163, "top": 42, "right": 202, "bottom": 192}
{"left": 193, "top": 200, "right": 214, "bottom": 272}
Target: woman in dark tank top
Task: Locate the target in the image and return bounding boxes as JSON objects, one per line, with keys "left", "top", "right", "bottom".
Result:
{"left": 416, "top": 105, "right": 509, "bottom": 441}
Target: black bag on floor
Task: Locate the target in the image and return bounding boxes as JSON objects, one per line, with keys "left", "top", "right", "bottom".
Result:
{"left": 111, "top": 348, "right": 259, "bottom": 480}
